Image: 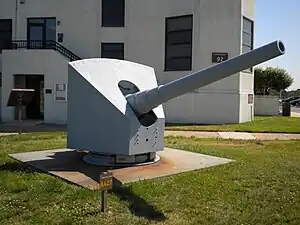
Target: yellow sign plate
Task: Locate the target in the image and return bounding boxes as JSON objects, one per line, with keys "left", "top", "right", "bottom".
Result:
{"left": 99, "top": 172, "right": 113, "bottom": 191}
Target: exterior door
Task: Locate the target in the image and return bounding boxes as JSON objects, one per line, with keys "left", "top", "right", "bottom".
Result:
{"left": 26, "top": 75, "right": 44, "bottom": 119}
{"left": 27, "top": 18, "right": 56, "bottom": 49}
{"left": 14, "top": 75, "right": 44, "bottom": 120}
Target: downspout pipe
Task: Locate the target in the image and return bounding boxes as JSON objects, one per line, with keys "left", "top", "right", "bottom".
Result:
{"left": 14, "top": 0, "right": 18, "bottom": 40}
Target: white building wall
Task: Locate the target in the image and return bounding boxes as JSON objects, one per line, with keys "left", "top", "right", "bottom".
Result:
{"left": 0, "top": 0, "right": 17, "bottom": 122}
{"left": 120, "top": 0, "right": 244, "bottom": 124}
{"left": 123, "top": 0, "right": 194, "bottom": 77}
{"left": 0, "top": 0, "right": 256, "bottom": 124}
{"left": 0, "top": 0, "right": 16, "bottom": 74}
{"left": 239, "top": 0, "right": 256, "bottom": 122}
{"left": 10, "top": 0, "right": 100, "bottom": 58}
{"left": 0, "top": 0, "right": 100, "bottom": 123}
{"left": 0, "top": 0, "right": 11, "bottom": 121}
{"left": 124, "top": 0, "right": 242, "bottom": 87}
{"left": 254, "top": 95, "right": 279, "bottom": 116}
{"left": 163, "top": 92, "right": 240, "bottom": 125}
{"left": 1, "top": 50, "right": 69, "bottom": 124}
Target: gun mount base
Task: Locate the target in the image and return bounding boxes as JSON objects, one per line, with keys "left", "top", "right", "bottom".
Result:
{"left": 83, "top": 152, "right": 160, "bottom": 167}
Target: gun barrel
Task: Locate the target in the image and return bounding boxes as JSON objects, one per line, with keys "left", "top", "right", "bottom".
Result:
{"left": 127, "top": 40, "right": 286, "bottom": 116}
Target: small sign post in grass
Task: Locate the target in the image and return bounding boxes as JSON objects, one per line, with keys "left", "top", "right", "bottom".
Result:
{"left": 99, "top": 171, "right": 113, "bottom": 213}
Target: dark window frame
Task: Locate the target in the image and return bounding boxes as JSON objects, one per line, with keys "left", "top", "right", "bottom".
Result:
{"left": 102, "top": 0, "right": 125, "bottom": 27}
{"left": 0, "top": 19, "right": 13, "bottom": 53}
{"left": 164, "top": 14, "right": 193, "bottom": 72}
{"left": 27, "top": 17, "right": 56, "bottom": 40}
{"left": 242, "top": 16, "right": 254, "bottom": 72}
{"left": 27, "top": 17, "right": 56, "bottom": 49}
{"left": 101, "top": 43, "right": 125, "bottom": 60}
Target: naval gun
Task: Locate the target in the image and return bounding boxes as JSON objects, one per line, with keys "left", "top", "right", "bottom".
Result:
{"left": 67, "top": 40, "right": 285, "bottom": 166}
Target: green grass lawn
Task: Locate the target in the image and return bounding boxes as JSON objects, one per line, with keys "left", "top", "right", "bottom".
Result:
{"left": 0, "top": 132, "right": 300, "bottom": 225}
{"left": 166, "top": 116, "right": 300, "bottom": 133}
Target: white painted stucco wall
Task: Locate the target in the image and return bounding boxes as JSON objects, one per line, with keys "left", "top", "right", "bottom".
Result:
{"left": 0, "top": 0, "right": 256, "bottom": 124}
{"left": 254, "top": 95, "right": 279, "bottom": 116}
{"left": 239, "top": 0, "right": 256, "bottom": 122}
{"left": 0, "top": 0, "right": 100, "bottom": 59}
{"left": 121, "top": 0, "right": 247, "bottom": 124}
{"left": 0, "top": 0, "right": 99, "bottom": 123}
{"left": 0, "top": 0, "right": 15, "bottom": 74}
{"left": 1, "top": 50, "right": 69, "bottom": 124}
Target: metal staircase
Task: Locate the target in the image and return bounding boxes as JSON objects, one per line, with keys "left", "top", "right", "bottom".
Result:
{"left": 11, "top": 40, "right": 81, "bottom": 61}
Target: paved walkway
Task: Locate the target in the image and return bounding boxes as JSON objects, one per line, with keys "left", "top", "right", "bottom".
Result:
{"left": 165, "top": 131, "right": 300, "bottom": 140}
{"left": 1, "top": 130, "right": 300, "bottom": 141}
{"left": 0, "top": 133, "right": 19, "bottom": 137}
{"left": 1, "top": 118, "right": 300, "bottom": 140}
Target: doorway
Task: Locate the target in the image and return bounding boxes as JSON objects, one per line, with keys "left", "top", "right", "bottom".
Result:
{"left": 27, "top": 17, "right": 56, "bottom": 48}
{"left": 14, "top": 75, "right": 44, "bottom": 120}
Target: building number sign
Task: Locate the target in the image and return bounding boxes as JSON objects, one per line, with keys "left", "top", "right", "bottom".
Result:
{"left": 99, "top": 172, "right": 113, "bottom": 191}
{"left": 212, "top": 52, "right": 229, "bottom": 63}
{"left": 99, "top": 172, "right": 113, "bottom": 213}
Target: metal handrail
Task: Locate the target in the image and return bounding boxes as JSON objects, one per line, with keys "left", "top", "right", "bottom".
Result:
{"left": 10, "top": 40, "right": 81, "bottom": 61}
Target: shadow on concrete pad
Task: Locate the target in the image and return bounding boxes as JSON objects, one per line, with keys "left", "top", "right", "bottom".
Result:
{"left": 9, "top": 150, "right": 114, "bottom": 187}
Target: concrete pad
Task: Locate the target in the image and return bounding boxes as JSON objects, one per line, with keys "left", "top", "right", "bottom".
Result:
{"left": 9, "top": 148, "right": 233, "bottom": 190}
{"left": 218, "top": 132, "right": 256, "bottom": 140}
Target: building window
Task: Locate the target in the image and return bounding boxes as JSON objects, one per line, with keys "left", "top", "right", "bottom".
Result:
{"left": 101, "top": 43, "right": 124, "bottom": 60}
{"left": 165, "top": 15, "right": 193, "bottom": 71}
{"left": 0, "top": 73, "right": 2, "bottom": 87}
{"left": 242, "top": 17, "right": 254, "bottom": 72}
{"left": 27, "top": 17, "right": 56, "bottom": 48}
{"left": 102, "top": 0, "right": 125, "bottom": 27}
{"left": 0, "top": 19, "right": 12, "bottom": 53}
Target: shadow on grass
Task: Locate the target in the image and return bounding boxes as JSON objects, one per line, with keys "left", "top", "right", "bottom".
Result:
{"left": 112, "top": 185, "right": 167, "bottom": 222}
{"left": 0, "top": 161, "right": 39, "bottom": 173}
{"left": 1, "top": 161, "right": 167, "bottom": 222}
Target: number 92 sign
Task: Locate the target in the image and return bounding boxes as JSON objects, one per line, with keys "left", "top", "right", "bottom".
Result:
{"left": 212, "top": 52, "right": 228, "bottom": 63}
